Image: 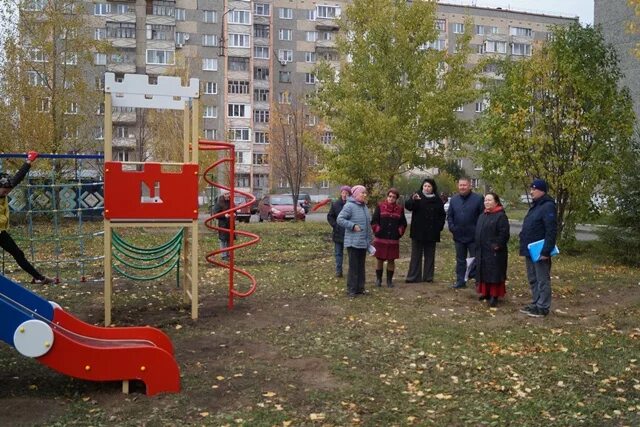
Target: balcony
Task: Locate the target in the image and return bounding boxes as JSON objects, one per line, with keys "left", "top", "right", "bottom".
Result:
{"left": 112, "top": 136, "right": 137, "bottom": 148}
{"left": 315, "top": 18, "right": 339, "bottom": 31}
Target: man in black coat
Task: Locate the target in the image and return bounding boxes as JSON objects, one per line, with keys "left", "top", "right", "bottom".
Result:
{"left": 213, "top": 191, "right": 233, "bottom": 261}
{"left": 327, "top": 186, "right": 351, "bottom": 277}
{"left": 519, "top": 179, "right": 557, "bottom": 318}
{"left": 447, "top": 178, "right": 484, "bottom": 289}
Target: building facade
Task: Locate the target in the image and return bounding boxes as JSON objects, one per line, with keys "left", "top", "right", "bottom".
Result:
{"left": 84, "top": 1, "right": 576, "bottom": 196}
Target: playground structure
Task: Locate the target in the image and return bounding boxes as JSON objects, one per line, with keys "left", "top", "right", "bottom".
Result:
{"left": 0, "top": 273, "right": 179, "bottom": 395}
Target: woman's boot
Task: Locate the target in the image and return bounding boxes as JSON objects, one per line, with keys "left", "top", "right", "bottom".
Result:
{"left": 386, "top": 270, "right": 394, "bottom": 288}
{"left": 375, "top": 269, "right": 383, "bottom": 287}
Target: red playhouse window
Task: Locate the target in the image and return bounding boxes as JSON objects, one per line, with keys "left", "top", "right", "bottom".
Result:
{"left": 104, "top": 161, "right": 199, "bottom": 220}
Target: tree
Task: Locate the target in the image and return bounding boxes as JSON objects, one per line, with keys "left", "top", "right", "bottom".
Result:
{"left": 474, "top": 23, "right": 635, "bottom": 241}
{"left": 312, "top": 0, "right": 478, "bottom": 193}
{"left": 0, "top": 0, "right": 110, "bottom": 155}
{"left": 269, "top": 87, "right": 320, "bottom": 219}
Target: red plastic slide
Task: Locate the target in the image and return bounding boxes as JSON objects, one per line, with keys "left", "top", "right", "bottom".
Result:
{"left": 37, "top": 308, "right": 180, "bottom": 396}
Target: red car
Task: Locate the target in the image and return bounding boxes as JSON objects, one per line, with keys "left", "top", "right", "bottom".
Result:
{"left": 258, "top": 194, "right": 306, "bottom": 222}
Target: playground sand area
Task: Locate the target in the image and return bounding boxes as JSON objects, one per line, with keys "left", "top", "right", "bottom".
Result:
{"left": 0, "top": 221, "right": 639, "bottom": 426}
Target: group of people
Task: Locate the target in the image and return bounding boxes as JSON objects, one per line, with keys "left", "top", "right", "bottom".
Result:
{"left": 328, "top": 177, "right": 558, "bottom": 318}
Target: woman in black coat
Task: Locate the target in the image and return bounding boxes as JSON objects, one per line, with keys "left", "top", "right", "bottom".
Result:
{"left": 474, "top": 192, "right": 510, "bottom": 307}
{"left": 404, "top": 178, "right": 446, "bottom": 283}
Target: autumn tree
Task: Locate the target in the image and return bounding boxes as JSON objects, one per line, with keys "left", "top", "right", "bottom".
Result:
{"left": 0, "top": 0, "right": 110, "bottom": 155}
{"left": 474, "top": 23, "right": 635, "bottom": 241}
{"left": 269, "top": 87, "right": 320, "bottom": 218}
{"left": 312, "top": 0, "right": 478, "bottom": 193}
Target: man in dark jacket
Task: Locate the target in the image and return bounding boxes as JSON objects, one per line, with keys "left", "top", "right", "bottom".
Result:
{"left": 327, "top": 186, "right": 350, "bottom": 277}
{"left": 447, "top": 178, "right": 484, "bottom": 289}
{"left": 519, "top": 179, "right": 557, "bottom": 318}
{"left": 213, "top": 191, "right": 234, "bottom": 261}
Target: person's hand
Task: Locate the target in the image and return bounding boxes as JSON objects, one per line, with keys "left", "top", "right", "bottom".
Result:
{"left": 27, "top": 151, "right": 39, "bottom": 163}
{"left": 412, "top": 193, "right": 420, "bottom": 200}
{"left": 539, "top": 255, "right": 549, "bottom": 261}
{"left": 353, "top": 224, "right": 362, "bottom": 232}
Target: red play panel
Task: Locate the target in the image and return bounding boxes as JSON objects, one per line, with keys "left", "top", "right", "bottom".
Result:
{"left": 104, "top": 161, "right": 199, "bottom": 220}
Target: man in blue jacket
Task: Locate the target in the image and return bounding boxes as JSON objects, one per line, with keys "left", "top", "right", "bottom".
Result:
{"left": 447, "top": 178, "right": 484, "bottom": 289}
{"left": 519, "top": 179, "right": 557, "bottom": 318}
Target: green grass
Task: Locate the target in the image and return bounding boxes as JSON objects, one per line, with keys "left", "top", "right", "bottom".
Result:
{"left": 0, "top": 221, "right": 639, "bottom": 426}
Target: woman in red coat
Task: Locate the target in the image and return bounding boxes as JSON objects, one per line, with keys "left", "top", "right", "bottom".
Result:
{"left": 371, "top": 188, "right": 407, "bottom": 287}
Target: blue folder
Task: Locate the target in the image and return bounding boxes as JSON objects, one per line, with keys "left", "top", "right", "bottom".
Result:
{"left": 527, "top": 239, "right": 559, "bottom": 262}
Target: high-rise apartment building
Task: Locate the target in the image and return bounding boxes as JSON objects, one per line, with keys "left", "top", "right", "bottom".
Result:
{"left": 85, "top": 1, "right": 576, "bottom": 196}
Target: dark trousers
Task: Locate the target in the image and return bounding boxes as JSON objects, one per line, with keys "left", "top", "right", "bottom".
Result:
{"left": 406, "top": 239, "right": 436, "bottom": 282}
{"left": 525, "top": 256, "right": 552, "bottom": 310}
{"left": 334, "top": 242, "right": 344, "bottom": 274}
{"left": 0, "top": 230, "right": 44, "bottom": 280}
{"left": 346, "top": 247, "right": 367, "bottom": 295}
{"left": 454, "top": 241, "right": 476, "bottom": 285}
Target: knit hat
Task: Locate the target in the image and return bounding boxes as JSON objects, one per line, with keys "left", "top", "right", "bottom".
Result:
{"left": 340, "top": 185, "right": 352, "bottom": 195}
{"left": 351, "top": 185, "right": 366, "bottom": 199}
{"left": 530, "top": 179, "right": 548, "bottom": 193}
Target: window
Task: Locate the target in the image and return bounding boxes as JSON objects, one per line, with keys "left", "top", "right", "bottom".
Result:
{"left": 175, "top": 8, "right": 185, "bottom": 21}
{"left": 254, "top": 89, "right": 269, "bottom": 102}
{"left": 254, "top": 24, "right": 269, "bottom": 38}
{"left": 475, "top": 44, "right": 485, "bottom": 54}
{"left": 278, "top": 8, "right": 292, "bottom": 19}
{"left": 236, "top": 151, "right": 251, "bottom": 165}
{"left": 278, "top": 29, "right": 292, "bottom": 41}
{"left": 511, "top": 43, "right": 531, "bottom": 56}
{"left": 107, "top": 22, "right": 135, "bottom": 38}
{"left": 94, "top": 3, "right": 111, "bottom": 15}
{"left": 115, "top": 151, "right": 130, "bottom": 162}
{"left": 278, "top": 49, "right": 293, "bottom": 63}
{"left": 203, "top": 10, "right": 216, "bottom": 23}
{"left": 475, "top": 25, "right": 485, "bottom": 35}
{"left": 63, "top": 53, "right": 77, "bottom": 65}
{"left": 420, "top": 39, "right": 445, "bottom": 51}
{"left": 228, "top": 104, "right": 250, "bottom": 118}
{"left": 307, "top": 9, "right": 316, "bottom": 20}
{"left": 487, "top": 26, "right": 499, "bottom": 34}
{"left": 253, "top": 153, "right": 268, "bottom": 165}
{"left": 453, "top": 23, "right": 464, "bottom": 34}
{"left": 475, "top": 100, "right": 488, "bottom": 113}
{"left": 510, "top": 26, "right": 532, "bottom": 37}
{"left": 202, "top": 58, "right": 218, "bottom": 71}
{"left": 204, "top": 129, "right": 217, "bottom": 140}
{"left": 228, "top": 10, "right": 251, "bottom": 24}
{"left": 321, "top": 180, "right": 329, "bottom": 189}
{"left": 322, "top": 31, "right": 334, "bottom": 41}
{"left": 254, "top": 109, "right": 269, "bottom": 123}
{"left": 228, "top": 80, "right": 250, "bottom": 94}
{"left": 317, "top": 5, "right": 339, "bottom": 18}
{"left": 236, "top": 174, "right": 250, "bottom": 187}
{"left": 485, "top": 40, "right": 507, "bottom": 54}
{"left": 151, "top": 1, "right": 174, "bottom": 17}
{"left": 306, "top": 114, "right": 317, "bottom": 126}
{"left": 435, "top": 19, "right": 446, "bottom": 31}
{"left": 95, "top": 126, "right": 104, "bottom": 140}
{"left": 305, "top": 73, "right": 316, "bottom": 84}
{"left": 202, "top": 34, "right": 218, "bottom": 46}
{"left": 24, "top": 0, "right": 46, "bottom": 11}
{"left": 254, "top": 67, "right": 269, "bottom": 80}
{"left": 229, "top": 128, "right": 250, "bottom": 141}
{"left": 278, "top": 91, "right": 291, "bottom": 104}
{"left": 147, "top": 24, "right": 173, "bottom": 40}
{"left": 321, "top": 131, "right": 334, "bottom": 145}
{"left": 305, "top": 52, "right": 316, "bottom": 63}
{"left": 279, "top": 71, "right": 291, "bottom": 83}
{"left": 116, "top": 126, "right": 128, "bottom": 138}
{"left": 97, "top": 103, "right": 105, "bottom": 115}
{"left": 455, "top": 105, "right": 464, "bottom": 112}
{"left": 255, "top": 3, "right": 270, "bottom": 16}
{"left": 228, "top": 57, "right": 249, "bottom": 71}
{"left": 305, "top": 31, "right": 318, "bottom": 42}
{"left": 114, "top": 4, "right": 130, "bottom": 14}
{"left": 254, "top": 46, "right": 269, "bottom": 59}
{"left": 95, "top": 53, "right": 107, "bottom": 65}
{"left": 203, "top": 106, "right": 218, "bottom": 118}
{"left": 176, "top": 32, "right": 187, "bottom": 44}
{"left": 146, "top": 49, "right": 174, "bottom": 65}
{"left": 95, "top": 28, "right": 106, "bottom": 40}
{"left": 229, "top": 34, "right": 250, "bottom": 48}
{"left": 66, "top": 102, "right": 78, "bottom": 114}
{"left": 204, "top": 82, "right": 218, "bottom": 94}
{"left": 255, "top": 132, "right": 269, "bottom": 144}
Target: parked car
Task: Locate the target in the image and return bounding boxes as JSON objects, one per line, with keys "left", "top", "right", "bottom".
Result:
{"left": 258, "top": 194, "right": 306, "bottom": 222}
{"left": 284, "top": 193, "right": 312, "bottom": 213}
{"left": 210, "top": 194, "right": 256, "bottom": 223}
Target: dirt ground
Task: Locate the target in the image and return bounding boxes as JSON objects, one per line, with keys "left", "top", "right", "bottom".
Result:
{"left": 1, "top": 251, "right": 640, "bottom": 426}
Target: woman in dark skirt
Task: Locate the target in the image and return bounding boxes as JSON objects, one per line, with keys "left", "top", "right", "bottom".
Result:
{"left": 371, "top": 188, "right": 407, "bottom": 287}
{"left": 475, "top": 192, "right": 510, "bottom": 307}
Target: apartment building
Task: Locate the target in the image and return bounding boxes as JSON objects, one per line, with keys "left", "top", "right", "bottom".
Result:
{"left": 84, "top": 1, "right": 575, "bottom": 196}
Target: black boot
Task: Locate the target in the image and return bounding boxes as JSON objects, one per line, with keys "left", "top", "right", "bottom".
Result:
{"left": 386, "top": 270, "right": 394, "bottom": 288}
{"left": 375, "top": 269, "right": 383, "bottom": 287}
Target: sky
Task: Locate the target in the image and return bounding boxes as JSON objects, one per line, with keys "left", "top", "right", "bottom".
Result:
{"left": 441, "top": 0, "right": 594, "bottom": 25}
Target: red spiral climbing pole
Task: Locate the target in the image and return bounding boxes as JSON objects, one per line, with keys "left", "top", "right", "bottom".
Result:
{"left": 199, "top": 140, "right": 260, "bottom": 309}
